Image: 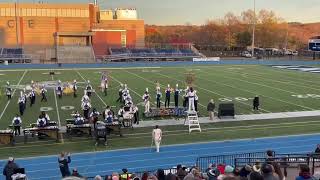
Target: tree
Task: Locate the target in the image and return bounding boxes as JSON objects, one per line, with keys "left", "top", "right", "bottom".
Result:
{"left": 236, "top": 31, "right": 252, "bottom": 47}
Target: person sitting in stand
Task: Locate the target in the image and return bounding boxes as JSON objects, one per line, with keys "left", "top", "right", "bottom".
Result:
{"left": 12, "top": 114, "right": 22, "bottom": 136}
{"left": 37, "top": 115, "right": 47, "bottom": 127}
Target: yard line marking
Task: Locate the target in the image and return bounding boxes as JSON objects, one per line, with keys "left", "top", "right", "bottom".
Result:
{"left": 0, "top": 67, "right": 161, "bottom": 72}
{"left": 202, "top": 67, "right": 316, "bottom": 111}
{"left": 195, "top": 70, "right": 310, "bottom": 112}
{"left": 0, "top": 70, "right": 27, "bottom": 121}
{"left": 50, "top": 75, "right": 64, "bottom": 144}
{"left": 76, "top": 70, "right": 107, "bottom": 107}
{"left": 123, "top": 69, "right": 206, "bottom": 109}
{"left": 225, "top": 68, "right": 320, "bottom": 92}
{"left": 156, "top": 72, "right": 271, "bottom": 113}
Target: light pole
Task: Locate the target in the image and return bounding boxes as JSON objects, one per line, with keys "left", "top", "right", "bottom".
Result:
{"left": 251, "top": 0, "right": 256, "bottom": 58}
{"left": 14, "top": 0, "right": 20, "bottom": 47}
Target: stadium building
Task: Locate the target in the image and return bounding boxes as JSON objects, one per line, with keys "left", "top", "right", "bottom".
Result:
{"left": 0, "top": 2, "right": 145, "bottom": 63}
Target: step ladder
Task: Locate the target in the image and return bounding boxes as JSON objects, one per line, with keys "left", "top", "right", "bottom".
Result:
{"left": 184, "top": 111, "right": 201, "bottom": 133}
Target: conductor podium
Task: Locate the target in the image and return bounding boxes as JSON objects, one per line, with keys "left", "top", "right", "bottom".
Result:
{"left": 184, "top": 111, "right": 201, "bottom": 133}
{"left": 218, "top": 103, "right": 235, "bottom": 118}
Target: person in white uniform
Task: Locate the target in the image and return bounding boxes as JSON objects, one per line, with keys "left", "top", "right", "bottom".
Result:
{"left": 187, "top": 87, "right": 196, "bottom": 112}
{"left": 143, "top": 88, "right": 150, "bottom": 113}
{"left": 152, "top": 125, "right": 162, "bottom": 153}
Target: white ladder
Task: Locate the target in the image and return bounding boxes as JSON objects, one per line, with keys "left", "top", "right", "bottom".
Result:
{"left": 185, "top": 111, "right": 201, "bottom": 133}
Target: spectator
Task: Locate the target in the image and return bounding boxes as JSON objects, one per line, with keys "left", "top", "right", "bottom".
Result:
{"left": 148, "top": 175, "right": 159, "bottom": 180}
{"left": 58, "top": 152, "right": 71, "bottom": 178}
{"left": 71, "top": 168, "right": 83, "bottom": 178}
{"left": 218, "top": 165, "right": 235, "bottom": 180}
{"left": 166, "top": 173, "right": 179, "bottom": 180}
{"left": 95, "top": 175, "right": 103, "bottom": 180}
{"left": 249, "top": 172, "right": 263, "bottom": 180}
{"left": 266, "top": 150, "right": 283, "bottom": 180}
{"left": 261, "top": 163, "right": 279, "bottom": 180}
{"left": 217, "top": 164, "right": 226, "bottom": 175}
{"left": 177, "top": 165, "right": 187, "bottom": 180}
{"left": 142, "top": 172, "right": 149, "bottom": 180}
{"left": 252, "top": 162, "right": 261, "bottom": 173}
{"left": 295, "top": 164, "right": 317, "bottom": 180}
{"left": 207, "top": 167, "right": 220, "bottom": 180}
{"left": 207, "top": 99, "right": 215, "bottom": 120}
{"left": 120, "top": 168, "right": 132, "bottom": 180}
{"left": 2, "top": 157, "right": 19, "bottom": 180}
{"left": 315, "top": 144, "right": 320, "bottom": 154}
{"left": 157, "top": 169, "right": 166, "bottom": 180}
{"left": 112, "top": 172, "right": 120, "bottom": 180}
{"left": 239, "top": 164, "right": 252, "bottom": 178}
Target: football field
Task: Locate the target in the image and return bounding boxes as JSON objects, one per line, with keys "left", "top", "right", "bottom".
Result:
{"left": 1, "top": 64, "right": 320, "bottom": 128}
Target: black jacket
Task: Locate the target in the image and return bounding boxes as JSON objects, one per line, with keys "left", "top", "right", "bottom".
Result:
{"left": 207, "top": 102, "right": 215, "bottom": 111}
{"left": 58, "top": 156, "right": 71, "bottom": 177}
{"left": 3, "top": 162, "right": 19, "bottom": 180}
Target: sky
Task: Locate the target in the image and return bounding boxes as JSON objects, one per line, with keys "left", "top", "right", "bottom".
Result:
{"left": 4, "top": 0, "right": 320, "bottom": 25}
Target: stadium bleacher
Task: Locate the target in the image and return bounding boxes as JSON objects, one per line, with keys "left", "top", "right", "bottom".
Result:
{"left": 0, "top": 48, "right": 31, "bottom": 63}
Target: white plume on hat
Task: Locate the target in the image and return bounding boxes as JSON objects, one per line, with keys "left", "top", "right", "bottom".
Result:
{"left": 167, "top": 84, "right": 170, "bottom": 88}
{"left": 74, "top": 79, "right": 77, "bottom": 83}
{"left": 146, "top": 88, "right": 149, "bottom": 92}
{"left": 8, "top": 157, "right": 14, "bottom": 162}
{"left": 6, "top": 81, "right": 9, "bottom": 85}
{"left": 176, "top": 84, "right": 178, "bottom": 87}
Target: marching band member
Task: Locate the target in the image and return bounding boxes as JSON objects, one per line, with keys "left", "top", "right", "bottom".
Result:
{"left": 12, "top": 114, "right": 22, "bottom": 136}
{"left": 5, "top": 81, "right": 12, "bottom": 100}
{"left": 101, "top": 72, "right": 108, "bottom": 96}
{"left": 72, "top": 80, "right": 77, "bottom": 98}
{"left": 81, "top": 90, "right": 90, "bottom": 103}
{"left": 188, "top": 87, "right": 196, "bottom": 112}
{"left": 31, "top": 80, "right": 36, "bottom": 90}
{"left": 73, "top": 111, "right": 85, "bottom": 125}
{"left": 165, "top": 84, "right": 171, "bottom": 108}
{"left": 125, "top": 95, "right": 133, "bottom": 107}
{"left": 142, "top": 88, "right": 150, "bottom": 113}
{"left": 174, "top": 84, "right": 180, "bottom": 108}
{"left": 183, "top": 86, "right": 189, "bottom": 108}
{"left": 37, "top": 115, "right": 47, "bottom": 127}
{"left": 156, "top": 87, "right": 162, "bottom": 108}
{"left": 23, "top": 88, "right": 28, "bottom": 106}
{"left": 152, "top": 125, "right": 162, "bottom": 153}
{"left": 132, "top": 105, "right": 139, "bottom": 125}
{"left": 118, "top": 105, "right": 125, "bottom": 121}
{"left": 18, "top": 91, "right": 26, "bottom": 116}
{"left": 29, "top": 89, "right": 36, "bottom": 107}
{"left": 116, "top": 84, "right": 124, "bottom": 103}
{"left": 104, "top": 106, "right": 114, "bottom": 123}
{"left": 122, "top": 84, "right": 129, "bottom": 103}
{"left": 85, "top": 80, "right": 93, "bottom": 97}
{"left": 41, "top": 111, "right": 50, "bottom": 124}
{"left": 194, "top": 90, "right": 199, "bottom": 112}
{"left": 40, "top": 85, "right": 47, "bottom": 102}
{"left": 56, "top": 80, "right": 63, "bottom": 99}
{"left": 81, "top": 100, "right": 91, "bottom": 119}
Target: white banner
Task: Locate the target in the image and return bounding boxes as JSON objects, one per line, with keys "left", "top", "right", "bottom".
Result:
{"left": 193, "top": 57, "right": 220, "bottom": 62}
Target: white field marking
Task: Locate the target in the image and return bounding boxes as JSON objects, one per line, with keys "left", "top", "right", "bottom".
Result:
{"left": 203, "top": 67, "right": 316, "bottom": 111}
{"left": 245, "top": 66, "right": 320, "bottom": 89}
{"left": 196, "top": 70, "right": 311, "bottom": 112}
{"left": 156, "top": 72, "right": 271, "bottom": 113}
{"left": 123, "top": 69, "right": 205, "bottom": 108}
{"left": 3, "top": 119, "right": 320, "bottom": 153}
{"left": 0, "top": 74, "right": 5, "bottom": 76}
{"left": 0, "top": 70, "right": 27, "bottom": 121}
{"left": 225, "top": 68, "right": 320, "bottom": 92}
{"left": 3, "top": 129, "right": 320, "bottom": 162}
{"left": 51, "top": 75, "right": 64, "bottom": 144}
{"left": 0, "top": 67, "right": 161, "bottom": 72}
{"left": 41, "top": 72, "right": 61, "bottom": 75}
{"left": 76, "top": 70, "right": 107, "bottom": 107}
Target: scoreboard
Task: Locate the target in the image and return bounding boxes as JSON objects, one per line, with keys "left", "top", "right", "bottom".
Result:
{"left": 309, "top": 38, "right": 320, "bottom": 52}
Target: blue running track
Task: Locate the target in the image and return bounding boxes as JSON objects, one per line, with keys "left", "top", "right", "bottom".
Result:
{"left": 0, "top": 133, "right": 319, "bottom": 179}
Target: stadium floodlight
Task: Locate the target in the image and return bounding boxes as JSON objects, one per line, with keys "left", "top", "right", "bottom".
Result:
{"left": 251, "top": 0, "right": 256, "bottom": 58}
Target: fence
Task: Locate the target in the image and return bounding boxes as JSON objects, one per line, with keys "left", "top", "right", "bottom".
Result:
{"left": 196, "top": 151, "right": 271, "bottom": 172}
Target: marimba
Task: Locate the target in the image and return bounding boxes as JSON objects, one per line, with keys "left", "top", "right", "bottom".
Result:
{"left": 105, "top": 122, "right": 122, "bottom": 137}
{"left": 122, "top": 112, "right": 134, "bottom": 128}
{"left": 66, "top": 123, "right": 92, "bottom": 136}
{"left": 23, "top": 126, "right": 60, "bottom": 143}
{"left": 0, "top": 130, "right": 14, "bottom": 145}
